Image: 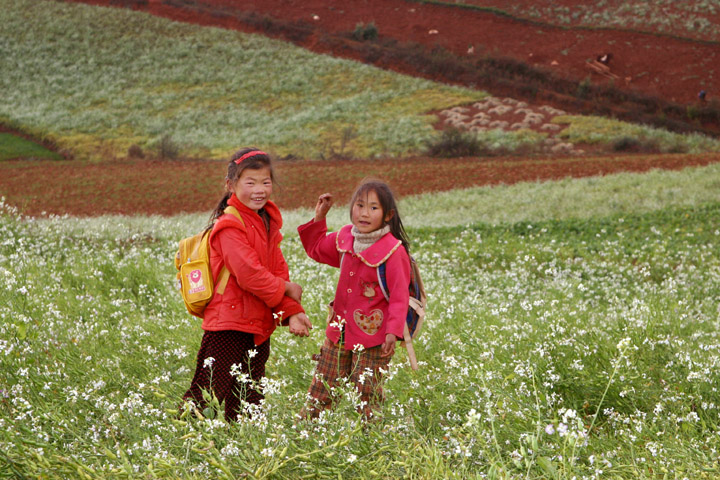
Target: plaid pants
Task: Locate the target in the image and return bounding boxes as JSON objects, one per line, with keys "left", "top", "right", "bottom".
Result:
{"left": 304, "top": 338, "right": 392, "bottom": 419}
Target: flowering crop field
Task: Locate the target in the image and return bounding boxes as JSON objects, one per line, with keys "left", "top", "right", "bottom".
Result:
{"left": 430, "top": 0, "right": 720, "bottom": 42}
{"left": 2, "top": 165, "right": 720, "bottom": 478}
{"left": 0, "top": 0, "right": 482, "bottom": 160}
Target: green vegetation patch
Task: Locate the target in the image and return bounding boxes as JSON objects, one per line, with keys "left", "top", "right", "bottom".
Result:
{"left": 555, "top": 115, "right": 720, "bottom": 154}
{"left": 0, "top": 0, "right": 483, "bottom": 160}
{"left": 0, "top": 132, "right": 61, "bottom": 161}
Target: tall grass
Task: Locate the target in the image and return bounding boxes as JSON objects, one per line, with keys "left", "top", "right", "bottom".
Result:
{"left": 2, "top": 165, "right": 720, "bottom": 478}
{"left": 0, "top": 0, "right": 483, "bottom": 160}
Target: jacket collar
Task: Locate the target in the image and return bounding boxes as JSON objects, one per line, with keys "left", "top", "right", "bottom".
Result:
{"left": 336, "top": 224, "right": 402, "bottom": 267}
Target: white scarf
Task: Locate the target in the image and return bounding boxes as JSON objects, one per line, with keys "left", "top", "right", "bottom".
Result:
{"left": 352, "top": 225, "right": 391, "bottom": 253}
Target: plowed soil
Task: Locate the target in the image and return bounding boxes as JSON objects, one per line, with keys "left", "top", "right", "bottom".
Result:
{"left": 2, "top": 153, "right": 720, "bottom": 217}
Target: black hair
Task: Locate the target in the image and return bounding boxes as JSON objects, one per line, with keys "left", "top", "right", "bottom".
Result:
{"left": 206, "top": 148, "right": 274, "bottom": 229}
{"left": 349, "top": 179, "right": 410, "bottom": 253}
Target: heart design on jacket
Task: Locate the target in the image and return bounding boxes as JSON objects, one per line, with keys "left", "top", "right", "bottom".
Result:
{"left": 353, "top": 309, "right": 383, "bottom": 335}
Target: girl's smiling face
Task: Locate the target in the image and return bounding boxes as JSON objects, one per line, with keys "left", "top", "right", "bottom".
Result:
{"left": 351, "top": 189, "right": 391, "bottom": 233}
{"left": 229, "top": 167, "right": 273, "bottom": 211}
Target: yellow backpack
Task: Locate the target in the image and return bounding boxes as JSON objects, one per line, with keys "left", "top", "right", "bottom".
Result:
{"left": 175, "top": 206, "right": 244, "bottom": 318}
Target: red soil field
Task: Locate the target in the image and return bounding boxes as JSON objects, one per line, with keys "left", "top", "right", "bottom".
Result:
{"left": 70, "top": 0, "right": 719, "bottom": 106}
{"left": 4, "top": 0, "right": 720, "bottom": 217}
{"left": 2, "top": 153, "right": 719, "bottom": 217}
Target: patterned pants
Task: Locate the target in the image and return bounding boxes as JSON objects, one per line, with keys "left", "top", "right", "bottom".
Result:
{"left": 183, "top": 330, "right": 270, "bottom": 422}
{"left": 304, "top": 338, "right": 392, "bottom": 419}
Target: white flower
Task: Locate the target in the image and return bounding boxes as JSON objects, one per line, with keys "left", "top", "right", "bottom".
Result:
{"left": 347, "top": 454, "right": 357, "bottom": 463}
{"left": 352, "top": 344, "right": 365, "bottom": 352}
{"left": 203, "top": 357, "right": 215, "bottom": 369}
{"left": 616, "top": 337, "right": 632, "bottom": 352}
{"left": 248, "top": 349, "right": 257, "bottom": 359}
{"left": 221, "top": 443, "right": 240, "bottom": 457}
{"left": 545, "top": 424, "right": 555, "bottom": 435}
{"left": 465, "top": 408, "right": 481, "bottom": 427}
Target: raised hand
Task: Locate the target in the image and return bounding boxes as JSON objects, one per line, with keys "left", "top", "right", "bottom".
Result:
{"left": 314, "top": 193, "right": 334, "bottom": 222}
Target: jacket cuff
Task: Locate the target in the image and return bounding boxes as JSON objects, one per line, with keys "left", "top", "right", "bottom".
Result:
{"left": 388, "top": 321, "right": 405, "bottom": 339}
{"left": 273, "top": 301, "right": 305, "bottom": 326}
{"left": 267, "top": 276, "right": 286, "bottom": 308}
{"left": 297, "top": 217, "right": 325, "bottom": 234}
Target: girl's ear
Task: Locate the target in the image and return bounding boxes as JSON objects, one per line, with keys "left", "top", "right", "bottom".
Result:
{"left": 384, "top": 209, "right": 395, "bottom": 223}
{"left": 225, "top": 178, "right": 233, "bottom": 192}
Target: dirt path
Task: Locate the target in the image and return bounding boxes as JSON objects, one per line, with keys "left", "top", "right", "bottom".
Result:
{"left": 2, "top": 153, "right": 719, "bottom": 216}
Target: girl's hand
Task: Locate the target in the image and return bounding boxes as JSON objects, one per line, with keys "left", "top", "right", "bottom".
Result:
{"left": 285, "top": 281, "right": 303, "bottom": 303}
{"left": 314, "top": 193, "right": 334, "bottom": 222}
{"left": 288, "top": 313, "right": 312, "bottom": 337}
{"left": 381, "top": 333, "right": 397, "bottom": 357}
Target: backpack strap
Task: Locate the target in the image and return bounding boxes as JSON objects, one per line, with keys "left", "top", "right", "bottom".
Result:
{"left": 377, "top": 263, "right": 390, "bottom": 302}
{"left": 379, "top": 257, "right": 423, "bottom": 370}
{"left": 403, "top": 323, "right": 418, "bottom": 370}
{"left": 215, "top": 206, "right": 245, "bottom": 295}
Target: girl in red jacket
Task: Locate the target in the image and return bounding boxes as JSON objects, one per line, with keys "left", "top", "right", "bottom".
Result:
{"left": 183, "top": 148, "right": 312, "bottom": 422}
{"left": 298, "top": 179, "right": 411, "bottom": 419}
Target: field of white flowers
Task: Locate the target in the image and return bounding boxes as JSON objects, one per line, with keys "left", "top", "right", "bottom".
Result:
{"left": 2, "top": 164, "right": 720, "bottom": 479}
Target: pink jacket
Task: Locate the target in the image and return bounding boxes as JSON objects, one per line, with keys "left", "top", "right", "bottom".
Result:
{"left": 202, "top": 195, "right": 304, "bottom": 345}
{"left": 298, "top": 219, "right": 410, "bottom": 350}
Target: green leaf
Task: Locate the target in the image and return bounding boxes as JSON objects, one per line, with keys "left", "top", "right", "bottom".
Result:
{"left": 537, "top": 456, "right": 558, "bottom": 479}
{"left": 16, "top": 323, "right": 27, "bottom": 341}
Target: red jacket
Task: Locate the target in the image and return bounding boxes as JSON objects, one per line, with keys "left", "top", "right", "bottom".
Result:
{"left": 201, "top": 194, "right": 304, "bottom": 345}
{"left": 298, "top": 219, "right": 410, "bottom": 350}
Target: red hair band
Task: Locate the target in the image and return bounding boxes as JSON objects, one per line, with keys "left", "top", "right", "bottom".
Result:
{"left": 234, "top": 150, "right": 267, "bottom": 164}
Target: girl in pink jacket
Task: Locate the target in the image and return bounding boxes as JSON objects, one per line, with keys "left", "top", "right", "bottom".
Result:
{"left": 298, "top": 179, "right": 411, "bottom": 419}
{"left": 183, "top": 148, "right": 312, "bottom": 422}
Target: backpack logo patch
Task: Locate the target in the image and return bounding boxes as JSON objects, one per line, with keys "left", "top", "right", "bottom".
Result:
{"left": 186, "top": 269, "right": 206, "bottom": 294}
